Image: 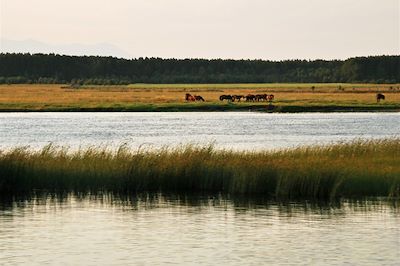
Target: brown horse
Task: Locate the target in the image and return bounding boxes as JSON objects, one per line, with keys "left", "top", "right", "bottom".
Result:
{"left": 376, "top": 93, "right": 385, "bottom": 102}
{"left": 267, "top": 94, "right": 274, "bottom": 101}
{"left": 185, "top": 93, "right": 196, "bottom": 101}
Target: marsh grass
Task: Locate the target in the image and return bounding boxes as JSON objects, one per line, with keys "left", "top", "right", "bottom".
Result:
{"left": 1, "top": 139, "right": 399, "bottom": 200}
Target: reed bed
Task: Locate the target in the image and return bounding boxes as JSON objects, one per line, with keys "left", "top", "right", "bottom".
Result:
{"left": 1, "top": 139, "right": 399, "bottom": 200}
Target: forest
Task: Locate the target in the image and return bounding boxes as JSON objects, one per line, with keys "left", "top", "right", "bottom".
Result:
{"left": 0, "top": 53, "right": 398, "bottom": 84}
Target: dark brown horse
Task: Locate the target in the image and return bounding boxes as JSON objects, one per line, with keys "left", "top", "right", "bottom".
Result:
{"left": 232, "top": 95, "right": 244, "bottom": 102}
{"left": 255, "top": 94, "right": 268, "bottom": 101}
{"left": 245, "top": 94, "right": 256, "bottom": 102}
{"left": 194, "top": 95, "right": 205, "bottom": 101}
{"left": 220, "top": 95, "right": 233, "bottom": 101}
{"left": 376, "top": 93, "right": 385, "bottom": 102}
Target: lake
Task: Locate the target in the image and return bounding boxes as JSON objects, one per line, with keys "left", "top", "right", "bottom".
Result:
{"left": 1, "top": 112, "right": 399, "bottom": 150}
{"left": 0, "top": 195, "right": 399, "bottom": 265}
{"left": 1, "top": 112, "right": 400, "bottom": 265}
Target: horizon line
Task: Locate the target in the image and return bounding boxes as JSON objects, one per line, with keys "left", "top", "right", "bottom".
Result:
{"left": 1, "top": 52, "right": 399, "bottom": 62}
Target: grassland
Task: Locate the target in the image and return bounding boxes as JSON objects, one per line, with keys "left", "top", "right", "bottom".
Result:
{"left": 1, "top": 83, "right": 400, "bottom": 112}
{"left": 1, "top": 139, "right": 399, "bottom": 200}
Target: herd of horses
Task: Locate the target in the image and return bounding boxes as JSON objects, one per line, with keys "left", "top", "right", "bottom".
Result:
{"left": 219, "top": 94, "right": 274, "bottom": 102}
{"left": 185, "top": 93, "right": 274, "bottom": 102}
{"left": 185, "top": 93, "right": 387, "bottom": 103}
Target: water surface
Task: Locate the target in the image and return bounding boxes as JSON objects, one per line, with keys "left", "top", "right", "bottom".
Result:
{"left": 1, "top": 112, "right": 399, "bottom": 150}
{"left": 0, "top": 195, "right": 399, "bottom": 265}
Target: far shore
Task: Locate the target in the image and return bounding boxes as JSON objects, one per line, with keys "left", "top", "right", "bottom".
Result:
{"left": 1, "top": 83, "right": 399, "bottom": 113}
{"left": 1, "top": 104, "right": 400, "bottom": 113}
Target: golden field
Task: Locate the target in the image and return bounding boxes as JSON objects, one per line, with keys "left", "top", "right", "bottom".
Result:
{"left": 0, "top": 83, "right": 399, "bottom": 111}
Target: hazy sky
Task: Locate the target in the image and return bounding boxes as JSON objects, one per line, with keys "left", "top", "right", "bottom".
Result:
{"left": 1, "top": 0, "right": 399, "bottom": 60}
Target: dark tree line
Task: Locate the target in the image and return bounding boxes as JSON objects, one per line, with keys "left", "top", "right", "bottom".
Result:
{"left": 0, "top": 53, "right": 398, "bottom": 84}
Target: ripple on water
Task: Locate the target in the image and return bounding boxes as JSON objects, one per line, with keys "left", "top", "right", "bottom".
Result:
{"left": 0, "top": 195, "right": 399, "bottom": 265}
{"left": 1, "top": 112, "right": 399, "bottom": 150}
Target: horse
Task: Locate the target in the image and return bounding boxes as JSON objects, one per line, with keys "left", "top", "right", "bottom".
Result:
{"left": 185, "top": 93, "right": 196, "bottom": 101}
{"left": 220, "top": 95, "right": 233, "bottom": 101}
{"left": 255, "top": 94, "right": 267, "bottom": 101}
{"left": 267, "top": 94, "right": 274, "bottom": 101}
{"left": 232, "top": 95, "right": 244, "bottom": 102}
{"left": 376, "top": 93, "right": 385, "bottom": 102}
{"left": 245, "top": 94, "right": 256, "bottom": 102}
{"left": 194, "top": 95, "right": 205, "bottom": 101}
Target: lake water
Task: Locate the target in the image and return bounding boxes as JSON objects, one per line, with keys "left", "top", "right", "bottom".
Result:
{"left": 1, "top": 112, "right": 399, "bottom": 150}
{"left": 0, "top": 195, "right": 399, "bottom": 265}
{"left": 1, "top": 113, "right": 400, "bottom": 265}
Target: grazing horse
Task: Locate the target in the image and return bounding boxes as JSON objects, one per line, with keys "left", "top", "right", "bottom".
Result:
{"left": 376, "top": 93, "right": 385, "bottom": 102}
{"left": 267, "top": 94, "right": 274, "bottom": 101}
{"left": 185, "top": 93, "right": 196, "bottom": 101}
{"left": 194, "top": 95, "right": 205, "bottom": 102}
{"left": 245, "top": 94, "right": 256, "bottom": 102}
{"left": 220, "top": 95, "right": 233, "bottom": 101}
{"left": 255, "top": 94, "right": 268, "bottom": 101}
{"left": 232, "top": 95, "right": 244, "bottom": 102}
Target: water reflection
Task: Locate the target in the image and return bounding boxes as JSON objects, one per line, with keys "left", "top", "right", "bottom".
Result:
{"left": 1, "top": 192, "right": 399, "bottom": 214}
{"left": 1, "top": 193, "right": 399, "bottom": 265}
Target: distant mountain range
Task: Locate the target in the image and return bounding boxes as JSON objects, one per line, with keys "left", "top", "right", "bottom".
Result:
{"left": 0, "top": 38, "right": 132, "bottom": 59}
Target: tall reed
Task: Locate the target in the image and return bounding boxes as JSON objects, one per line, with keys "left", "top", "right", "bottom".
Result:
{"left": 1, "top": 139, "right": 399, "bottom": 200}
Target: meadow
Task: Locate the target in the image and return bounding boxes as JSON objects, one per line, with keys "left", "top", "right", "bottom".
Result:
{"left": 1, "top": 83, "right": 400, "bottom": 112}
{"left": 1, "top": 139, "right": 399, "bottom": 200}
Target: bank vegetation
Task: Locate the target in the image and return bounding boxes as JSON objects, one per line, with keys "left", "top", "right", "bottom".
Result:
{"left": 1, "top": 139, "right": 399, "bottom": 200}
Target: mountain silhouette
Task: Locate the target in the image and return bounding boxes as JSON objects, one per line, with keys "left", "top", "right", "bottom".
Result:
{"left": 0, "top": 38, "right": 132, "bottom": 58}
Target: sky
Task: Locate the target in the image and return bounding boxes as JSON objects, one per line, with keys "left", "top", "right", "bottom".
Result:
{"left": 1, "top": 0, "right": 399, "bottom": 60}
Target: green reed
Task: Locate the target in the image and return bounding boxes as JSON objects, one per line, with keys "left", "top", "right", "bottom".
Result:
{"left": 1, "top": 139, "right": 399, "bottom": 200}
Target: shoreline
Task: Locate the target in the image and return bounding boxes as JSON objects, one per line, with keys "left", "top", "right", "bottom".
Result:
{"left": 1, "top": 104, "right": 399, "bottom": 113}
